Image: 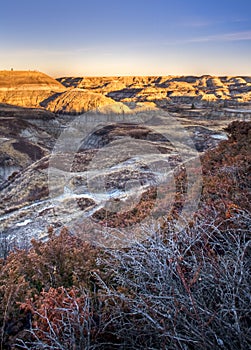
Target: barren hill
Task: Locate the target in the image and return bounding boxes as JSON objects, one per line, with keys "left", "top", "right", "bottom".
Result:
{"left": 0, "top": 71, "right": 65, "bottom": 109}
{"left": 0, "top": 71, "right": 131, "bottom": 113}
{"left": 44, "top": 89, "right": 130, "bottom": 115}
{"left": 0, "top": 70, "right": 64, "bottom": 90}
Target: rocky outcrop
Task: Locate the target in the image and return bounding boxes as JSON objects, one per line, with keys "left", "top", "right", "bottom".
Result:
{"left": 44, "top": 89, "right": 130, "bottom": 114}
{"left": 79, "top": 123, "right": 170, "bottom": 150}
{"left": 0, "top": 138, "right": 48, "bottom": 185}
{"left": 0, "top": 104, "right": 60, "bottom": 186}
{"left": 0, "top": 156, "right": 49, "bottom": 214}
{"left": 0, "top": 104, "right": 61, "bottom": 135}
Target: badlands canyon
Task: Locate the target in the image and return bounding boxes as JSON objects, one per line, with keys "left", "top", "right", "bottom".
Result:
{"left": 0, "top": 70, "right": 251, "bottom": 349}
{"left": 0, "top": 70, "right": 251, "bottom": 245}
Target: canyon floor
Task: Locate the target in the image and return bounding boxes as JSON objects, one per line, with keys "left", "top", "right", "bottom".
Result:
{"left": 0, "top": 71, "right": 251, "bottom": 248}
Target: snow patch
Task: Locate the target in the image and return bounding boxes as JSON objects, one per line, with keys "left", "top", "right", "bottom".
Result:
{"left": 15, "top": 219, "right": 32, "bottom": 227}
{"left": 211, "top": 134, "right": 228, "bottom": 140}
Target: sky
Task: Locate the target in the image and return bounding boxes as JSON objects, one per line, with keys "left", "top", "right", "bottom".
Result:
{"left": 1, "top": 0, "right": 251, "bottom": 77}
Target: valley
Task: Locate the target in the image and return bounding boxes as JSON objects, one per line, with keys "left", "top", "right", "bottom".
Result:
{"left": 0, "top": 70, "right": 251, "bottom": 248}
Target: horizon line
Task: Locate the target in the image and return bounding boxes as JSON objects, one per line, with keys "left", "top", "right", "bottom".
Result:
{"left": 1, "top": 69, "right": 251, "bottom": 79}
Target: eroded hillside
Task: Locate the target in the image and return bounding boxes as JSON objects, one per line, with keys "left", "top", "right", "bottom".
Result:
{"left": 1, "top": 71, "right": 251, "bottom": 113}
{"left": 58, "top": 75, "right": 251, "bottom": 105}
{"left": 0, "top": 71, "right": 250, "bottom": 245}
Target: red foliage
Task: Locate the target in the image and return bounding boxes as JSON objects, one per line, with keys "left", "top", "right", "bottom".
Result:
{"left": 20, "top": 286, "right": 99, "bottom": 349}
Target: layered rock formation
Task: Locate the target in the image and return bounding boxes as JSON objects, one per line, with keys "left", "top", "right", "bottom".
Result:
{"left": 0, "top": 71, "right": 132, "bottom": 114}
{"left": 0, "top": 70, "right": 63, "bottom": 90}
{"left": 0, "top": 70, "right": 65, "bottom": 108}
{"left": 0, "top": 104, "right": 59, "bottom": 185}
{"left": 1, "top": 71, "right": 251, "bottom": 114}
{"left": 58, "top": 75, "right": 251, "bottom": 105}
{"left": 44, "top": 89, "right": 130, "bottom": 115}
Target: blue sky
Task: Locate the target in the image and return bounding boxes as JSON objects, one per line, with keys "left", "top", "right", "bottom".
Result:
{"left": 1, "top": 0, "right": 251, "bottom": 76}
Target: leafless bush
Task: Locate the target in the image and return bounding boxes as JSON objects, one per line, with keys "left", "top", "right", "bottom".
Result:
{"left": 95, "top": 210, "right": 251, "bottom": 349}
{"left": 17, "top": 287, "right": 98, "bottom": 350}
{"left": 16, "top": 210, "right": 251, "bottom": 349}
